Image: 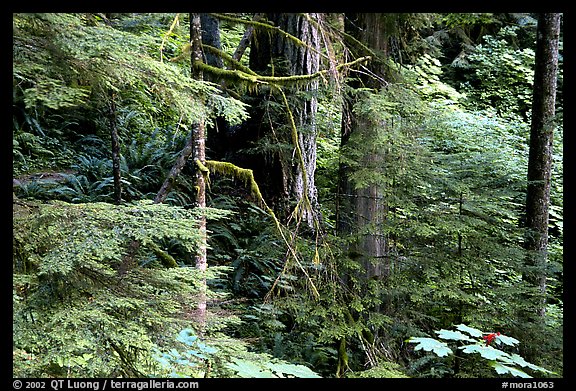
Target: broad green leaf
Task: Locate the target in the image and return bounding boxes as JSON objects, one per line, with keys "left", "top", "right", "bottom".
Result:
{"left": 492, "top": 362, "right": 531, "bottom": 378}
{"left": 265, "top": 362, "right": 322, "bottom": 378}
{"left": 408, "top": 337, "right": 453, "bottom": 357}
{"left": 495, "top": 334, "right": 520, "bottom": 346}
{"left": 436, "top": 329, "right": 475, "bottom": 342}
{"left": 196, "top": 342, "right": 218, "bottom": 354}
{"left": 507, "top": 353, "right": 554, "bottom": 374}
{"left": 226, "top": 359, "right": 276, "bottom": 378}
{"left": 459, "top": 344, "right": 510, "bottom": 361}
{"left": 455, "top": 324, "right": 483, "bottom": 338}
{"left": 177, "top": 329, "right": 198, "bottom": 346}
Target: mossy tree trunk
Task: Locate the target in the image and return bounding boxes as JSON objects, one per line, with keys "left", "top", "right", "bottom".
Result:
{"left": 334, "top": 13, "right": 399, "bottom": 374}
{"left": 245, "top": 13, "right": 322, "bottom": 230}
{"left": 191, "top": 13, "right": 208, "bottom": 336}
{"left": 524, "top": 13, "right": 561, "bottom": 317}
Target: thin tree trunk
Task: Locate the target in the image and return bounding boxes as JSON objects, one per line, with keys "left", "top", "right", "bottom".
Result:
{"left": 153, "top": 134, "right": 195, "bottom": 204}
{"left": 190, "top": 13, "right": 208, "bottom": 336}
{"left": 108, "top": 92, "right": 122, "bottom": 205}
{"left": 232, "top": 13, "right": 264, "bottom": 62}
{"left": 153, "top": 13, "right": 208, "bottom": 335}
{"left": 524, "top": 13, "right": 560, "bottom": 317}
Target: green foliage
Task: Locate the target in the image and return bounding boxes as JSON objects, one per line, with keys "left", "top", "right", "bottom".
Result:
{"left": 13, "top": 13, "right": 248, "bottom": 177}
{"left": 13, "top": 199, "right": 231, "bottom": 377}
{"left": 12, "top": 12, "right": 563, "bottom": 380}
{"left": 152, "top": 328, "right": 321, "bottom": 378}
{"left": 408, "top": 324, "right": 555, "bottom": 378}
{"left": 346, "top": 361, "right": 409, "bottom": 378}
{"left": 451, "top": 25, "right": 535, "bottom": 118}
{"left": 408, "top": 338, "right": 453, "bottom": 357}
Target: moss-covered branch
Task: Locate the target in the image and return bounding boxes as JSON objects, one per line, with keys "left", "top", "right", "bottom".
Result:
{"left": 193, "top": 56, "right": 371, "bottom": 89}
{"left": 201, "top": 44, "right": 258, "bottom": 75}
{"left": 204, "top": 160, "right": 266, "bottom": 210}
{"left": 203, "top": 159, "right": 320, "bottom": 299}
{"left": 147, "top": 241, "right": 178, "bottom": 268}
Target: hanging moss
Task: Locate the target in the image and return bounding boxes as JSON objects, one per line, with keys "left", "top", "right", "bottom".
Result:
{"left": 204, "top": 160, "right": 266, "bottom": 209}
{"left": 203, "top": 159, "right": 320, "bottom": 299}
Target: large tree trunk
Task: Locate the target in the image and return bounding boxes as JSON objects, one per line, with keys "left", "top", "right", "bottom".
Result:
{"left": 524, "top": 13, "right": 560, "bottom": 317}
{"left": 241, "top": 13, "right": 322, "bottom": 230}
{"left": 276, "top": 13, "right": 321, "bottom": 231}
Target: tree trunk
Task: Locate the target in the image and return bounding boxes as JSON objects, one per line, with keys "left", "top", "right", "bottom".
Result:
{"left": 524, "top": 13, "right": 560, "bottom": 317}
{"left": 108, "top": 91, "right": 122, "bottom": 205}
{"left": 153, "top": 134, "right": 194, "bottom": 204}
{"left": 338, "top": 13, "right": 393, "bottom": 281}
{"left": 200, "top": 14, "right": 224, "bottom": 71}
{"left": 153, "top": 13, "right": 208, "bottom": 335}
{"left": 191, "top": 13, "right": 208, "bottom": 335}
{"left": 245, "top": 13, "right": 322, "bottom": 230}
{"left": 276, "top": 13, "right": 322, "bottom": 231}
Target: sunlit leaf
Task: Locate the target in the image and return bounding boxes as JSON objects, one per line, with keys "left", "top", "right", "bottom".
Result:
{"left": 492, "top": 362, "right": 532, "bottom": 378}
{"left": 226, "top": 359, "right": 277, "bottom": 378}
{"left": 459, "top": 344, "right": 510, "bottom": 361}
{"left": 408, "top": 337, "right": 453, "bottom": 357}
{"left": 495, "top": 334, "right": 520, "bottom": 346}
{"left": 455, "top": 324, "right": 484, "bottom": 338}
{"left": 436, "top": 329, "right": 475, "bottom": 342}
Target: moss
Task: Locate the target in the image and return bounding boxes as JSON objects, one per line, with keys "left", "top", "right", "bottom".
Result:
{"left": 337, "top": 337, "right": 349, "bottom": 377}
{"left": 201, "top": 44, "right": 258, "bottom": 76}
{"left": 204, "top": 160, "right": 266, "bottom": 208}
{"left": 148, "top": 241, "right": 178, "bottom": 268}
{"left": 193, "top": 56, "right": 371, "bottom": 90}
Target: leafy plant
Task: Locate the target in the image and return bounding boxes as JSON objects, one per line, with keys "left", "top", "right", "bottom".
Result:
{"left": 152, "top": 328, "right": 321, "bottom": 378}
{"left": 407, "top": 324, "right": 555, "bottom": 378}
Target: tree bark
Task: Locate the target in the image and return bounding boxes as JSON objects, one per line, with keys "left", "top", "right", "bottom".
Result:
{"left": 338, "top": 13, "right": 393, "bottom": 281}
{"left": 200, "top": 14, "right": 224, "bottom": 72}
{"left": 190, "top": 13, "right": 208, "bottom": 335}
{"left": 232, "top": 13, "right": 264, "bottom": 62}
{"left": 153, "top": 134, "right": 195, "bottom": 204}
{"left": 247, "top": 13, "right": 322, "bottom": 231}
{"left": 524, "top": 13, "right": 560, "bottom": 317}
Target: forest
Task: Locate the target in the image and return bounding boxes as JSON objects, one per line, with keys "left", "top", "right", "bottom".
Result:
{"left": 12, "top": 13, "right": 563, "bottom": 380}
